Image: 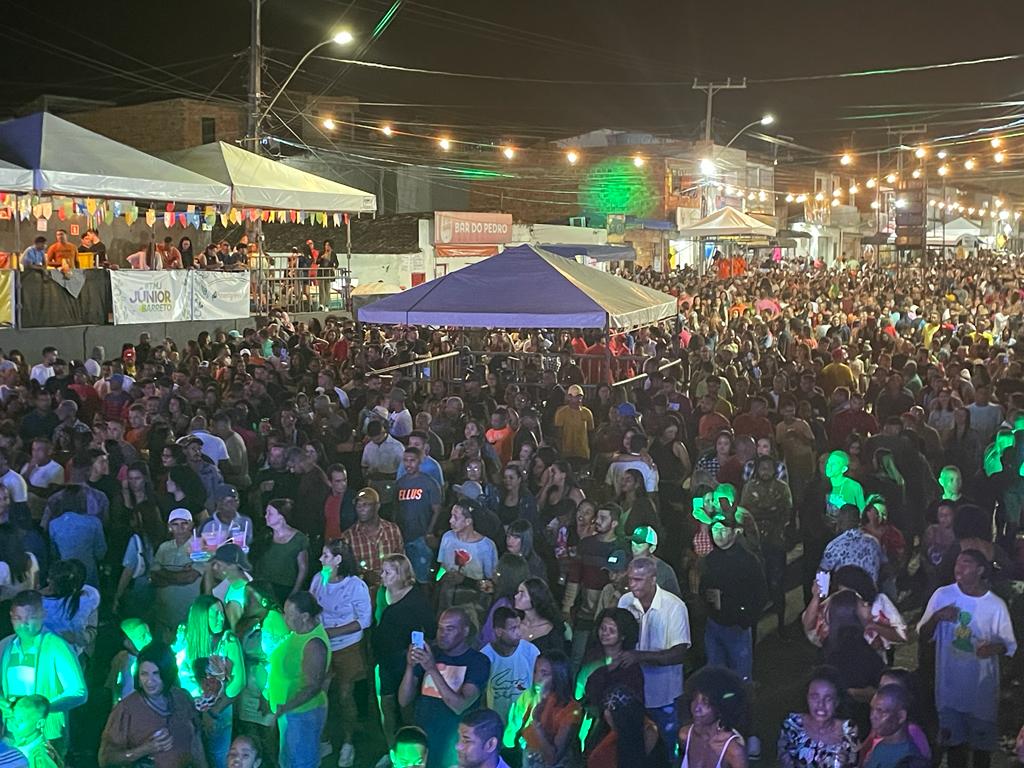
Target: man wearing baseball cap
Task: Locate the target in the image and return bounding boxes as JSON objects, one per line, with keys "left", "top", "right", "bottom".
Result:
{"left": 553, "top": 383, "right": 594, "bottom": 465}
{"left": 629, "top": 526, "right": 681, "bottom": 597}
{"left": 340, "top": 488, "right": 404, "bottom": 586}
{"left": 197, "top": 485, "right": 254, "bottom": 549}
{"left": 151, "top": 509, "right": 206, "bottom": 637}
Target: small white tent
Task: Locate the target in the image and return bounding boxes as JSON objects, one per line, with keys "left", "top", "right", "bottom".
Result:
{"left": 163, "top": 142, "right": 376, "bottom": 213}
{"left": 676, "top": 206, "right": 777, "bottom": 237}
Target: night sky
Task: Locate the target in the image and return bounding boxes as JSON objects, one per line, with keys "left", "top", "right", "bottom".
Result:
{"left": 5, "top": 0, "right": 1024, "bottom": 157}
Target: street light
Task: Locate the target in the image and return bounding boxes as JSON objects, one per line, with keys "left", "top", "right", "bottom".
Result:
{"left": 699, "top": 158, "right": 717, "bottom": 176}
{"left": 725, "top": 114, "right": 775, "bottom": 147}
{"left": 259, "top": 30, "right": 355, "bottom": 124}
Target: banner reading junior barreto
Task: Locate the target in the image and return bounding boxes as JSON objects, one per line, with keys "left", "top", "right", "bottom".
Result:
{"left": 190, "top": 272, "right": 251, "bottom": 322}
{"left": 111, "top": 270, "right": 190, "bottom": 325}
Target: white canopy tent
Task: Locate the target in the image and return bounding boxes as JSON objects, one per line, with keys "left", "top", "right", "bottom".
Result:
{"left": 676, "top": 205, "right": 777, "bottom": 237}
{"left": 0, "top": 159, "right": 31, "bottom": 193}
{"left": 163, "top": 141, "right": 376, "bottom": 213}
{"left": 0, "top": 112, "right": 231, "bottom": 204}
{"left": 928, "top": 215, "right": 983, "bottom": 246}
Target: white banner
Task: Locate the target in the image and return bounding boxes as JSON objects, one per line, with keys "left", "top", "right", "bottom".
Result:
{"left": 191, "top": 272, "right": 251, "bottom": 322}
{"left": 111, "top": 270, "right": 190, "bottom": 325}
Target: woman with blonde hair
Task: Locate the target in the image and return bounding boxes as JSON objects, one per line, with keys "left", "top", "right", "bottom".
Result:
{"left": 373, "top": 554, "right": 437, "bottom": 747}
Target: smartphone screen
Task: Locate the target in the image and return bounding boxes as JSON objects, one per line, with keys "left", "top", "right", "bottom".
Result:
{"left": 411, "top": 631, "right": 424, "bottom": 649}
{"left": 815, "top": 571, "right": 831, "bottom": 599}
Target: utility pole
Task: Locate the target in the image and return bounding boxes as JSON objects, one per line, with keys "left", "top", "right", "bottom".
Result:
{"left": 692, "top": 78, "right": 747, "bottom": 143}
{"left": 247, "top": 0, "right": 262, "bottom": 153}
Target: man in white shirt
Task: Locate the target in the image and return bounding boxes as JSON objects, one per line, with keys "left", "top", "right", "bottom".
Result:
{"left": 605, "top": 432, "right": 660, "bottom": 494}
{"left": 480, "top": 606, "right": 539, "bottom": 726}
{"left": 29, "top": 347, "right": 58, "bottom": 388}
{"left": 20, "top": 438, "right": 63, "bottom": 500}
{"left": 361, "top": 421, "right": 405, "bottom": 479}
{"left": 189, "top": 415, "right": 230, "bottom": 469}
{"left": 618, "top": 556, "right": 691, "bottom": 749}
{"left": 388, "top": 388, "right": 413, "bottom": 439}
{"left": 0, "top": 448, "right": 28, "bottom": 506}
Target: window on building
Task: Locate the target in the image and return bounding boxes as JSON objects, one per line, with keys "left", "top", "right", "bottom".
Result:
{"left": 201, "top": 117, "right": 216, "bottom": 145}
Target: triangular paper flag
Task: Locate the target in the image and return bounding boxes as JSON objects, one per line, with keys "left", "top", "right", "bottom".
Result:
{"left": 41, "top": 202, "right": 53, "bottom": 219}
{"left": 219, "top": 213, "right": 229, "bottom": 227}
{"left": 86, "top": 198, "right": 98, "bottom": 215}
{"left": 145, "top": 209, "right": 157, "bottom": 227}
{"left": 104, "top": 207, "right": 114, "bottom": 226}
{"left": 57, "top": 208, "right": 66, "bottom": 221}
{"left": 333, "top": 213, "right": 341, "bottom": 227}
{"left": 177, "top": 213, "right": 187, "bottom": 227}
{"left": 186, "top": 204, "right": 195, "bottom": 214}
{"left": 163, "top": 212, "right": 173, "bottom": 227}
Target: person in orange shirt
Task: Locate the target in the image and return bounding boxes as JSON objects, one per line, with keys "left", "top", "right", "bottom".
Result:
{"left": 730, "top": 254, "right": 746, "bottom": 277}
{"left": 45, "top": 229, "right": 77, "bottom": 269}
{"left": 715, "top": 251, "right": 732, "bottom": 281}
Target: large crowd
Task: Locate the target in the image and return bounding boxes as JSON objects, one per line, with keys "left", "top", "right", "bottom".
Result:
{"left": 0, "top": 251, "right": 1022, "bottom": 768}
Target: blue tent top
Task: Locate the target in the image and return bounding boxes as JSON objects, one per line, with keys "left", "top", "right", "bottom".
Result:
{"left": 358, "top": 244, "right": 675, "bottom": 329}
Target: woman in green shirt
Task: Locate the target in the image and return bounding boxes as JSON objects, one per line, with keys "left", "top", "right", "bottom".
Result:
{"left": 255, "top": 499, "right": 309, "bottom": 604}
{"left": 268, "top": 591, "right": 329, "bottom": 768}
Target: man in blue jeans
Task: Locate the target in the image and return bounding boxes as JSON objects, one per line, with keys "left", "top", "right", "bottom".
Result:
{"left": 699, "top": 519, "right": 767, "bottom": 682}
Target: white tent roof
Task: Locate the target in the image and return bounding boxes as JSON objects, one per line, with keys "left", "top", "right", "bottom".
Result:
{"left": 0, "top": 112, "right": 231, "bottom": 204}
{"left": 351, "top": 281, "right": 402, "bottom": 296}
{"left": 163, "top": 142, "right": 376, "bottom": 213}
{"left": 676, "top": 205, "right": 777, "bottom": 237}
{"left": 0, "top": 159, "right": 31, "bottom": 193}
{"left": 941, "top": 216, "right": 982, "bottom": 236}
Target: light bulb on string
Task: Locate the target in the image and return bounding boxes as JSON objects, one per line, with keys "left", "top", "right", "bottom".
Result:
{"left": 502, "top": 146, "right": 516, "bottom": 160}
{"left": 866, "top": 178, "right": 876, "bottom": 188}
{"left": 991, "top": 137, "right": 1002, "bottom": 148}
{"left": 831, "top": 198, "right": 840, "bottom": 207}
{"left": 380, "top": 125, "right": 393, "bottom": 136}
{"left": 758, "top": 190, "right": 767, "bottom": 202}
{"left": 796, "top": 194, "right": 807, "bottom": 203}
{"left": 438, "top": 137, "right": 452, "bottom": 151}
{"left": 833, "top": 188, "right": 842, "bottom": 197}
{"left": 566, "top": 150, "right": 579, "bottom": 165}
{"left": 886, "top": 173, "right": 897, "bottom": 184}
{"left": 815, "top": 192, "right": 825, "bottom": 202}
{"left": 914, "top": 147, "right": 927, "bottom": 159}
{"left": 912, "top": 169, "right": 921, "bottom": 179}
{"left": 937, "top": 150, "right": 948, "bottom": 159}
{"left": 785, "top": 194, "right": 794, "bottom": 203}
{"left": 632, "top": 155, "right": 646, "bottom": 167}
{"left": 994, "top": 151, "right": 1005, "bottom": 163}
{"left": 964, "top": 158, "right": 976, "bottom": 170}
{"left": 849, "top": 184, "right": 859, "bottom": 194}
{"left": 995, "top": 198, "right": 1004, "bottom": 208}
{"left": 870, "top": 201, "right": 880, "bottom": 209}
{"left": 840, "top": 153, "right": 853, "bottom": 166}
{"left": 937, "top": 165, "right": 949, "bottom": 177}
{"left": 322, "top": 119, "right": 336, "bottom": 130}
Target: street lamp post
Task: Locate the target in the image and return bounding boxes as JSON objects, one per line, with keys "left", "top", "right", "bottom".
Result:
{"left": 725, "top": 115, "right": 775, "bottom": 148}
{"left": 259, "top": 31, "right": 355, "bottom": 127}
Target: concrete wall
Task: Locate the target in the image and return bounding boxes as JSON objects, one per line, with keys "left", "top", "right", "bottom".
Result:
{"left": 66, "top": 99, "right": 247, "bottom": 153}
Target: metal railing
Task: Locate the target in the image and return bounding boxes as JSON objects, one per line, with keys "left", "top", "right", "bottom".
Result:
{"left": 254, "top": 265, "right": 351, "bottom": 315}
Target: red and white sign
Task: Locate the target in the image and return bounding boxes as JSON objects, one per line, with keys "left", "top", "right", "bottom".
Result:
{"left": 434, "top": 211, "right": 513, "bottom": 245}
{"left": 434, "top": 244, "right": 500, "bottom": 258}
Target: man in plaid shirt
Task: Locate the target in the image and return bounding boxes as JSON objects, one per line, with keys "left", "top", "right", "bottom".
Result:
{"left": 340, "top": 487, "right": 404, "bottom": 587}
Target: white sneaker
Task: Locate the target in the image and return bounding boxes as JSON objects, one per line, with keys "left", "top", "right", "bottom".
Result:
{"left": 319, "top": 741, "right": 333, "bottom": 759}
{"left": 337, "top": 743, "right": 355, "bottom": 768}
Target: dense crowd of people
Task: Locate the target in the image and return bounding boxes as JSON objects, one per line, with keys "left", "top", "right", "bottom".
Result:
{"left": 0, "top": 252, "right": 1023, "bottom": 768}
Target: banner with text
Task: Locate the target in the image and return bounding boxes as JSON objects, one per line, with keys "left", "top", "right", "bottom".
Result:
{"left": 190, "top": 272, "right": 251, "bottom": 322}
{"left": 433, "top": 211, "right": 513, "bottom": 245}
{"left": 111, "top": 270, "right": 190, "bottom": 325}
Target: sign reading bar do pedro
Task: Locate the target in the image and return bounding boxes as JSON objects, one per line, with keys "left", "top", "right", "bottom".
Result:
{"left": 434, "top": 211, "right": 513, "bottom": 245}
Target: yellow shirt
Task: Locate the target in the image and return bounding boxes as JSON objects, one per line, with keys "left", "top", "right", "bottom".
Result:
{"left": 554, "top": 405, "right": 594, "bottom": 460}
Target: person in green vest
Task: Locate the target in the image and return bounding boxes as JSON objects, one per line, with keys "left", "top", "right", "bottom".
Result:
{"left": 268, "top": 591, "right": 330, "bottom": 768}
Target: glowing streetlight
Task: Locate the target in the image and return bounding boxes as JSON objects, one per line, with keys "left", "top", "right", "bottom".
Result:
{"left": 260, "top": 31, "right": 356, "bottom": 124}
{"left": 886, "top": 173, "right": 898, "bottom": 184}
{"left": 994, "top": 151, "right": 1005, "bottom": 163}
{"left": 332, "top": 30, "right": 354, "bottom": 45}
{"left": 964, "top": 158, "right": 976, "bottom": 170}
{"left": 502, "top": 146, "right": 516, "bottom": 160}
{"left": 840, "top": 153, "right": 853, "bottom": 166}
{"left": 914, "top": 147, "right": 927, "bottom": 159}
{"left": 322, "top": 119, "right": 336, "bottom": 130}
{"left": 438, "top": 137, "right": 451, "bottom": 151}
{"left": 633, "top": 155, "right": 645, "bottom": 167}
{"left": 699, "top": 158, "right": 717, "bottom": 176}
{"left": 380, "top": 125, "right": 393, "bottom": 136}
{"left": 566, "top": 150, "right": 579, "bottom": 165}
{"left": 937, "top": 165, "right": 949, "bottom": 177}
